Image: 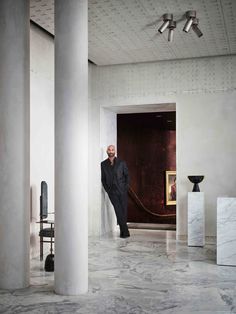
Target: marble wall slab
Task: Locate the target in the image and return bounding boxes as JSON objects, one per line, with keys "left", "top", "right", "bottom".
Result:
{"left": 188, "top": 192, "right": 205, "bottom": 247}
{"left": 217, "top": 197, "right": 236, "bottom": 266}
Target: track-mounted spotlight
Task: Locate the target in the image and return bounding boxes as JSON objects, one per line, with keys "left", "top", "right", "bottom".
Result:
{"left": 168, "top": 20, "right": 176, "bottom": 42}
{"left": 192, "top": 18, "right": 203, "bottom": 37}
{"left": 158, "top": 13, "right": 173, "bottom": 33}
{"left": 183, "top": 10, "right": 196, "bottom": 33}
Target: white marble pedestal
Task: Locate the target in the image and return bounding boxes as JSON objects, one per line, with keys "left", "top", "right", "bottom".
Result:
{"left": 188, "top": 192, "right": 205, "bottom": 247}
{"left": 217, "top": 198, "right": 236, "bottom": 266}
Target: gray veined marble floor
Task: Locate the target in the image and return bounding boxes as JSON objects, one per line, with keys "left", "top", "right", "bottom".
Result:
{"left": 0, "top": 229, "right": 236, "bottom": 314}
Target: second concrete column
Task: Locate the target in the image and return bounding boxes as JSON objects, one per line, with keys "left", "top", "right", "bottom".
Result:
{"left": 55, "top": 0, "right": 88, "bottom": 295}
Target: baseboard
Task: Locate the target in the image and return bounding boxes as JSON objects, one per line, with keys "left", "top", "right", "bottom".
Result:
{"left": 128, "top": 222, "right": 176, "bottom": 231}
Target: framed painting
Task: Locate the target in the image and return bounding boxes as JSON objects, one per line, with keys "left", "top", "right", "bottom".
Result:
{"left": 166, "top": 171, "right": 176, "bottom": 205}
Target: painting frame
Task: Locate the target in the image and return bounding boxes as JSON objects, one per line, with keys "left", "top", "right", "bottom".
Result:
{"left": 166, "top": 171, "right": 176, "bottom": 205}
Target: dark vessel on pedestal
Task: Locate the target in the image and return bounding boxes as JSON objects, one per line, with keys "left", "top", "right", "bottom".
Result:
{"left": 188, "top": 176, "right": 204, "bottom": 192}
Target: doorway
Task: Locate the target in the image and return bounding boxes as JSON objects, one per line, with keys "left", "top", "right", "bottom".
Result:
{"left": 117, "top": 111, "right": 176, "bottom": 227}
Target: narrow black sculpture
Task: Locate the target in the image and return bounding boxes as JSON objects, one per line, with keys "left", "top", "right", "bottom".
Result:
{"left": 188, "top": 176, "right": 204, "bottom": 192}
{"left": 40, "top": 181, "right": 48, "bottom": 219}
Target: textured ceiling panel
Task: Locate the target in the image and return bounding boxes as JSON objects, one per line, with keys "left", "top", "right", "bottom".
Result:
{"left": 30, "top": 0, "right": 236, "bottom": 65}
{"left": 30, "top": 0, "right": 54, "bottom": 34}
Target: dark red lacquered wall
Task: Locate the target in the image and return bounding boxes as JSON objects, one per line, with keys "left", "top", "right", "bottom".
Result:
{"left": 117, "top": 112, "right": 176, "bottom": 224}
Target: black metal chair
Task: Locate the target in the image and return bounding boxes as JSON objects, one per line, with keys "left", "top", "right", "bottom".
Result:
{"left": 38, "top": 181, "right": 54, "bottom": 271}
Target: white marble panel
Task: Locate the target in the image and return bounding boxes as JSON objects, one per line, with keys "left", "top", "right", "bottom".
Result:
{"left": 188, "top": 192, "right": 205, "bottom": 247}
{"left": 217, "top": 197, "right": 236, "bottom": 266}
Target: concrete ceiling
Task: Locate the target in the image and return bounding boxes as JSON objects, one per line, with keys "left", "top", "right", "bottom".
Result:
{"left": 30, "top": 0, "right": 236, "bottom": 66}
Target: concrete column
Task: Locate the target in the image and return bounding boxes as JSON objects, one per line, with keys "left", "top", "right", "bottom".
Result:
{"left": 0, "top": 0, "right": 30, "bottom": 289}
{"left": 55, "top": 0, "right": 88, "bottom": 295}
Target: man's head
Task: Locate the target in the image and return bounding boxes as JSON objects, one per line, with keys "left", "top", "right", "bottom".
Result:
{"left": 106, "top": 145, "right": 116, "bottom": 158}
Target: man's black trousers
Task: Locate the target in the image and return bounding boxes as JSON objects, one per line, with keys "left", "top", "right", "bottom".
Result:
{"left": 108, "top": 191, "right": 129, "bottom": 234}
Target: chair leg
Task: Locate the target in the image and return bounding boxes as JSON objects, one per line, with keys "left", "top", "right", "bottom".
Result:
{"left": 50, "top": 237, "right": 53, "bottom": 254}
{"left": 40, "top": 236, "right": 43, "bottom": 261}
{"left": 50, "top": 223, "right": 53, "bottom": 255}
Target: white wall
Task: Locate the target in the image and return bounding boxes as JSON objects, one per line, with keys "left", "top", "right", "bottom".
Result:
{"left": 100, "top": 108, "right": 117, "bottom": 234}
{"left": 29, "top": 24, "right": 236, "bottom": 239}
{"left": 30, "top": 26, "right": 97, "bottom": 250}
{"left": 90, "top": 55, "right": 236, "bottom": 237}
{"left": 30, "top": 24, "right": 54, "bottom": 257}
{"left": 177, "top": 91, "right": 236, "bottom": 236}
{"left": 88, "top": 64, "right": 101, "bottom": 236}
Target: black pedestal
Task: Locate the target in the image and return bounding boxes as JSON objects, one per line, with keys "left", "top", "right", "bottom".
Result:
{"left": 45, "top": 253, "right": 54, "bottom": 272}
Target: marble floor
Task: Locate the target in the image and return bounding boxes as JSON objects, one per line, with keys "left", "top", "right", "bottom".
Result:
{"left": 0, "top": 229, "right": 236, "bottom": 314}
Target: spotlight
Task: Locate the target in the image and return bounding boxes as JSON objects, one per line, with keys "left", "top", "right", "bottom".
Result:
{"left": 183, "top": 10, "right": 196, "bottom": 33}
{"left": 158, "top": 13, "right": 173, "bottom": 33}
{"left": 168, "top": 20, "right": 176, "bottom": 42}
{"left": 192, "top": 18, "right": 203, "bottom": 37}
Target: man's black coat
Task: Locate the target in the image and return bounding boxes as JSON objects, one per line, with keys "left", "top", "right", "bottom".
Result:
{"left": 101, "top": 158, "right": 129, "bottom": 194}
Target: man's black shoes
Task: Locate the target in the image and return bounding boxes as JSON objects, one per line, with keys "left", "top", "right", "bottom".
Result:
{"left": 120, "top": 231, "right": 130, "bottom": 238}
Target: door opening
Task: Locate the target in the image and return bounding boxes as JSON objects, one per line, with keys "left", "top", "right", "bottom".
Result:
{"left": 117, "top": 111, "right": 176, "bottom": 229}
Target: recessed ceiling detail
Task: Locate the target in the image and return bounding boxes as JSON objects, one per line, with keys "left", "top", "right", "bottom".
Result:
{"left": 30, "top": 0, "right": 236, "bottom": 66}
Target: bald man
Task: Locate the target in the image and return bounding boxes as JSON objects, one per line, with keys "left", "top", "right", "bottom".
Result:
{"left": 101, "top": 145, "right": 130, "bottom": 238}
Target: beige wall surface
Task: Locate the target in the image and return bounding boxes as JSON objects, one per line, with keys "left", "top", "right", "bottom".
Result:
{"left": 91, "top": 55, "right": 236, "bottom": 237}
{"left": 30, "top": 24, "right": 236, "bottom": 239}
{"left": 30, "top": 24, "right": 54, "bottom": 257}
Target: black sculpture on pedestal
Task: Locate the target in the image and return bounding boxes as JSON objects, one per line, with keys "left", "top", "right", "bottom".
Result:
{"left": 188, "top": 176, "right": 204, "bottom": 192}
